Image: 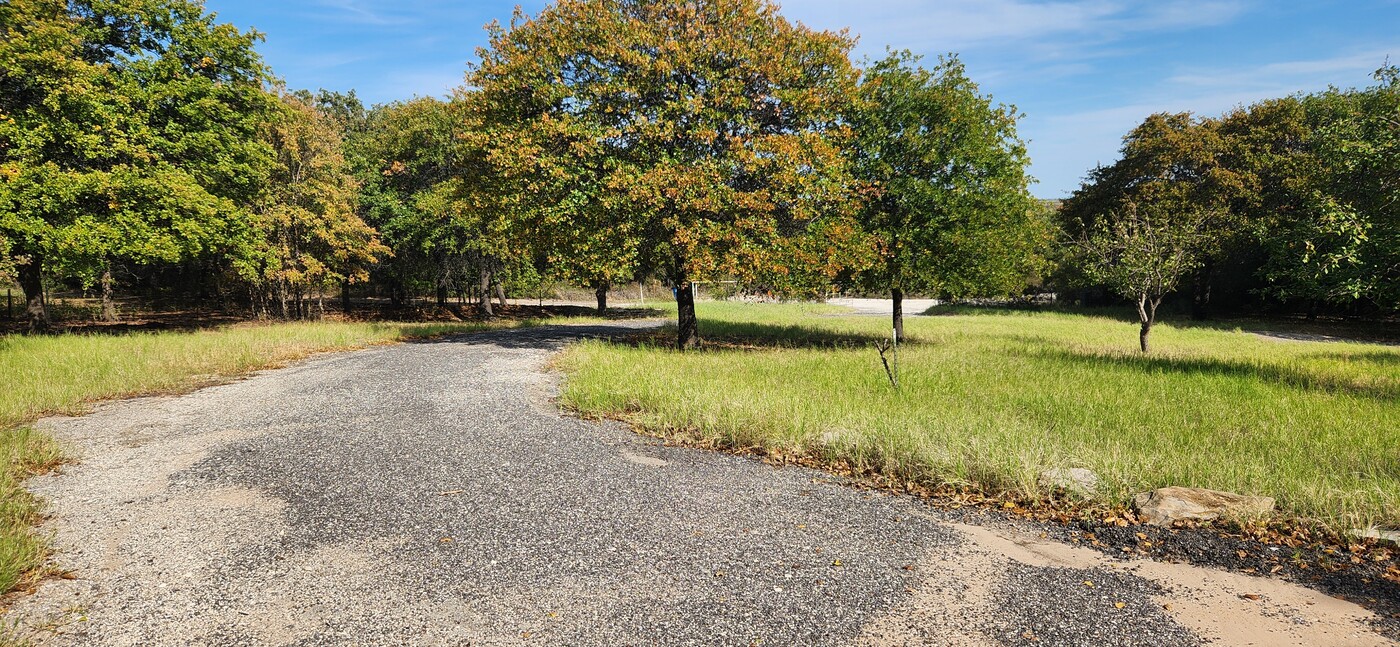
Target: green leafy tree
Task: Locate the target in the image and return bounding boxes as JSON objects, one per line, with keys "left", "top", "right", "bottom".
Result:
{"left": 242, "top": 91, "right": 388, "bottom": 318}
{"left": 0, "top": 0, "right": 272, "bottom": 330}
{"left": 1217, "top": 69, "right": 1399, "bottom": 315}
{"left": 849, "top": 51, "right": 1043, "bottom": 340}
{"left": 1061, "top": 112, "right": 1244, "bottom": 319}
{"left": 472, "top": 0, "right": 862, "bottom": 348}
{"left": 353, "top": 97, "right": 472, "bottom": 308}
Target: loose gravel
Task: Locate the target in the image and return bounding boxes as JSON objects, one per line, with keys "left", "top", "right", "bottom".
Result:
{"left": 7, "top": 323, "right": 1393, "bottom": 646}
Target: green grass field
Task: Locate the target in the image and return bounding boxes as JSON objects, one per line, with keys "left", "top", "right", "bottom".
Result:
{"left": 0, "top": 315, "right": 599, "bottom": 597}
{"left": 558, "top": 302, "right": 1400, "bottom": 532}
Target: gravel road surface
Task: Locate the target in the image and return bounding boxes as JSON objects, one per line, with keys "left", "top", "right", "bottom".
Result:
{"left": 9, "top": 323, "right": 1391, "bottom": 646}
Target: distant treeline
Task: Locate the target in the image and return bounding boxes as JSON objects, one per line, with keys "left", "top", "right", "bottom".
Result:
{"left": 1057, "top": 70, "right": 1400, "bottom": 321}
{"left": 3, "top": 0, "right": 1396, "bottom": 340}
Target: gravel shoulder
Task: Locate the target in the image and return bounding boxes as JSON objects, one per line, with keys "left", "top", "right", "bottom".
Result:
{"left": 5, "top": 322, "right": 1392, "bottom": 646}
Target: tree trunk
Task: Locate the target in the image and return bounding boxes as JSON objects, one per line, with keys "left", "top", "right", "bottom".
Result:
{"left": 594, "top": 281, "right": 609, "bottom": 314}
{"left": 436, "top": 284, "right": 448, "bottom": 308}
{"left": 891, "top": 287, "right": 904, "bottom": 342}
{"left": 1190, "top": 262, "right": 1212, "bottom": 321}
{"left": 341, "top": 281, "right": 352, "bottom": 315}
{"left": 495, "top": 282, "right": 507, "bottom": 310}
{"left": 1138, "top": 294, "right": 1159, "bottom": 353}
{"left": 479, "top": 269, "right": 494, "bottom": 317}
{"left": 277, "top": 282, "right": 290, "bottom": 319}
{"left": 100, "top": 263, "right": 118, "bottom": 322}
{"left": 676, "top": 278, "right": 699, "bottom": 350}
{"left": 18, "top": 254, "right": 48, "bottom": 333}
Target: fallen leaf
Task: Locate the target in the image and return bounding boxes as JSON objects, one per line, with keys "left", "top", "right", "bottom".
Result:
{"left": 439, "top": 489, "right": 465, "bottom": 496}
{"left": 1083, "top": 581, "right": 1094, "bottom": 588}
{"left": 832, "top": 559, "right": 843, "bottom": 567}
{"left": 1240, "top": 593, "right": 1261, "bottom": 601}
{"left": 1114, "top": 602, "right": 1126, "bottom": 609}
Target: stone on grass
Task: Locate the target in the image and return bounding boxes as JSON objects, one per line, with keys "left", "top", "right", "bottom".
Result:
{"left": 1133, "top": 486, "right": 1275, "bottom": 527}
{"left": 1350, "top": 527, "right": 1400, "bottom": 546}
{"left": 1039, "top": 468, "right": 1101, "bottom": 499}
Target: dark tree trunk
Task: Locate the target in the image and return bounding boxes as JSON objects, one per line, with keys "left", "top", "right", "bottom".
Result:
{"left": 1190, "top": 262, "right": 1213, "bottom": 320}
{"left": 1138, "top": 295, "right": 1159, "bottom": 353}
{"left": 479, "top": 269, "right": 494, "bottom": 317}
{"left": 389, "top": 279, "right": 405, "bottom": 307}
{"left": 277, "top": 282, "right": 290, "bottom": 319}
{"left": 495, "top": 282, "right": 507, "bottom": 310}
{"left": 676, "top": 278, "right": 699, "bottom": 350}
{"left": 436, "top": 284, "right": 448, "bottom": 308}
{"left": 100, "top": 263, "right": 118, "bottom": 322}
{"left": 594, "top": 281, "right": 609, "bottom": 314}
{"left": 18, "top": 254, "right": 48, "bottom": 332}
{"left": 891, "top": 287, "right": 904, "bottom": 342}
{"left": 341, "top": 281, "right": 352, "bottom": 314}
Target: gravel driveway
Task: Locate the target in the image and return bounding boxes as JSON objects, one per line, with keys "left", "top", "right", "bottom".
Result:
{"left": 9, "top": 323, "right": 1391, "bottom": 646}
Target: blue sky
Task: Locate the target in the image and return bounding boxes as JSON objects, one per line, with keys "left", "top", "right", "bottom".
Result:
{"left": 207, "top": 0, "right": 1400, "bottom": 198}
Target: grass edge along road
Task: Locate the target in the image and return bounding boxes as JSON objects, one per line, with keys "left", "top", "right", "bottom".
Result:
{"left": 0, "top": 315, "right": 618, "bottom": 599}
{"left": 558, "top": 302, "right": 1400, "bottom": 535}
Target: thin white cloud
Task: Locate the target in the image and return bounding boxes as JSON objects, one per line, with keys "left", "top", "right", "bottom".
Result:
{"left": 1029, "top": 49, "right": 1397, "bottom": 196}
{"left": 311, "top": 0, "right": 416, "bottom": 26}
{"left": 781, "top": 0, "right": 1252, "bottom": 56}
{"left": 1167, "top": 50, "right": 1396, "bottom": 90}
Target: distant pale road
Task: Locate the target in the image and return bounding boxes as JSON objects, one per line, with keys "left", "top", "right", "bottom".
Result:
{"left": 13, "top": 323, "right": 1390, "bottom": 646}
{"left": 826, "top": 298, "right": 942, "bottom": 317}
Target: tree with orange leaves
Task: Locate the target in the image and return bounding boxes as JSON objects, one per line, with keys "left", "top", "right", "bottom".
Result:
{"left": 471, "top": 0, "right": 864, "bottom": 349}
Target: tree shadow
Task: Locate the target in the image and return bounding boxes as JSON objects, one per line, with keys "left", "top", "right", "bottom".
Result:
{"left": 607, "top": 319, "right": 898, "bottom": 351}
{"left": 1016, "top": 345, "right": 1399, "bottom": 402}
{"left": 930, "top": 302, "right": 1400, "bottom": 345}
{"left": 404, "top": 322, "right": 663, "bottom": 351}
{"left": 0, "top": 303, "right": 670, "bottom": 338}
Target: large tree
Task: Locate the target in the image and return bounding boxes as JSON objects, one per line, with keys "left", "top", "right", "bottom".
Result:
{"left": 239, "top": 90, "right": 387, "bottom": 319}
{"left": 849, "top": 51, "right": 1043, "bottom": 340}
{"left": 472, "top": 0, "right": 862, "bottom": 348}
{"left": 0, "top": 0, "right": 272, "bottom": 330}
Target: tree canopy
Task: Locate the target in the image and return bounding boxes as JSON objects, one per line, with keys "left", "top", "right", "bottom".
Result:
{"left": 471, "top": 0, "right": 864, "bottom": 348}
{"left": 849, "top": 51, "right": 1044, "bottom": 339}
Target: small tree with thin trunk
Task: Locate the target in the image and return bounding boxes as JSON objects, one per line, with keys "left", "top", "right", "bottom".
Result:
{"left": 1077, "top": 202, "right": 1209, "bottom": 352}
{"left": 849, "top": 52, "right": 1043, "bottom": 341}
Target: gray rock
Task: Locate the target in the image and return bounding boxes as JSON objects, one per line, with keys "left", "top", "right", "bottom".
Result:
{"left": 1350, "top": 527, "right": 1400, "bottom": 546}
{"left": 1039, "top": 467, "right": 1101, "bottom": 498}
{"left": 1133, "top": 486, "right": 1275, "bottom": 526}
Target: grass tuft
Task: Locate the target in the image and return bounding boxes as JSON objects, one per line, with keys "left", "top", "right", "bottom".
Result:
{"left": 1, "top": 427, "right": 64, "bottom": 596}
